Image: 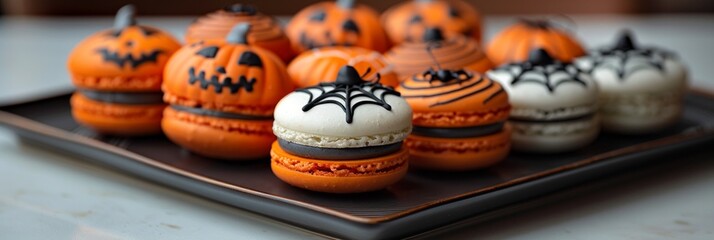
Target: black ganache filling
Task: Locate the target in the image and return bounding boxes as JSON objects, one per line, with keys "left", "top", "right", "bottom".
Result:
{"left": 79, "top": 89, "right": 163, "bottom": 105}
{"left": 170, "top": 105, "right": 272, "bottom": 120}
{"left": 277, "top": 139, "right": 402, "bottom": 160}
{"left": 296, "top": 66, "right": 400, "bottom": 124}
{"left": 412, "top": 122, "right": 505, "bottom": 138}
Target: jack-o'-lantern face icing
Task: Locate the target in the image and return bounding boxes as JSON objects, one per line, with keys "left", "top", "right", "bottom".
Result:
{"left": 486, "top": 19, "right": 585, "bottom": 66}
{"left": 286, "top": 0, "right": 391, "bottom": 53}
{"left": 382, "top": 0, "right": 482, "bottom": 44}
{"left": 163, "top": 23, "right": 294, "bottom": 117}
{"left": 67, "top": 5, "right": 181, "bottom": 86}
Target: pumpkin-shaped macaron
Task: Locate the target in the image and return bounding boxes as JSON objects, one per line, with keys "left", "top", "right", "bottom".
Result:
{"left": 68, "top": 5, "right": 181, "bottom": 135}
{"left": 286, "top": 0, "right": 391, "bottom": 53}
{"left": 185, "top": 4, "right": 295, "bottom": 63}
{"left": 386, "top": 28, "right": 492, "bottom": 79}
{"left": 162, "top": 23, "right": 294, "bottom": 160}
{"left": 487, "top": 19, "right": 585, "bottom": 66}
{"left": 382, "top": 0, "right": 483, "bottom": 44}
{"left": 287, "top": 46, "right": 399, "bottom": 88}
{"left": 397, "top": 62, "right": 511, "bottom": 171}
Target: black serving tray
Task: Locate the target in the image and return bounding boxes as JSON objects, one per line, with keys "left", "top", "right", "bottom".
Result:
{"left": 2, "top": 90, "right": 714, "bottom": 240}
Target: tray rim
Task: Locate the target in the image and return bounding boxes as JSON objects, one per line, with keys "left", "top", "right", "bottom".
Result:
{"left": 1, "top": 89, "right": 714, "bottom": 225}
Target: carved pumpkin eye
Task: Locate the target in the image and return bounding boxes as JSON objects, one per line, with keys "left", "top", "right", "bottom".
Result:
{"left": 341, "top": 19, "right": 360, "bottom": 34}
{"left": 448, "top": 7, "right": 459, "bottom": 18}
{"left": 408, "top": 15, "right": 422, "bottom": 24}
{"left": 238, "top": 51, "right": 263, "bottom": 67}
{"left": 196, "top": 46, "right": 219, "bottom": 58}
{"left": 309, "top": 10, "right": 327, "bottom": 22}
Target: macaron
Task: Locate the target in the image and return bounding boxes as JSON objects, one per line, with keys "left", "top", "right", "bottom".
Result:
{"left": 488, "top": 49, "right": 600, "bottom": 153}
{"left": 381, "top": 0, "right": 483, "bottom": 44}
{"left": 162, "top": 23, "right": 294, "bottom": 160}
{"left": 68, "top": 5, "right": 181, "bottom": 135}
{"left": 271, "top": 65, "right": 412, "bottom": 193}
{"left": 575, "top": 31, "right": 688, "bottom": 134}
{"left": 386, "top": 28, "right": 493, "bottom": 79}
{"left": 397, "top": 62, "right": 511, "bottom": 171}
{"left": 185, "top": 4, "right": 295, "bottom": 63}
{"left": 287, "top": 46, "right": 399, "bottom": 88}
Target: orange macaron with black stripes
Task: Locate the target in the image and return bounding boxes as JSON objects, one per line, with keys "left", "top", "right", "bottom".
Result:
{"left": 397, "top": 53, "right": 511, "bottom": 171}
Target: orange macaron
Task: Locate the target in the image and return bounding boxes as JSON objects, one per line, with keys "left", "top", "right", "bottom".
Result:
{"left": 67, "top": 5, "right": 181, "bottom": 135}
{"left": 162, "top": 23, "right": 294, "bottom": 160}
{"left": 270, "top": 65, "right": 413, "bottom": 193}
{"left": 397, "top": 62, "right": 511, "bottom": 171}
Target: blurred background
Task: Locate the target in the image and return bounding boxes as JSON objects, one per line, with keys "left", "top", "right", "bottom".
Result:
{"left": 2, "top": 0, "right": 714, "bottom": 15}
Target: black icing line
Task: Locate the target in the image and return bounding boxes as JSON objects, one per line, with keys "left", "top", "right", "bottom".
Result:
{"left": 412, "top": 122, "right": 505, "bottom": 139}
{"left": 187, "top": 67, "right": 256, "bottom": 94}
{"left": 79, "top": 89, "right": 164, "bottom": 105}
{"left": 97, "top": 48, "right": 163, "bottom": 69}
{"left": 401, "top": 75, "right": 505, "bottom": 106}
{"left": 297, "top": 66, "right": 399, "bottom": 124}
{"left": 277, "top": 139, "right": 403, "bottom": 160}
{"left": 170, "top": 105, "right": 273, "bottom": 120}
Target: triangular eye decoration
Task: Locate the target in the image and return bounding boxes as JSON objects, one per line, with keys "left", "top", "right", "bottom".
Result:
{"left": 309, "top": 10, "right": 326, "bottom": 22}
{"left": 139, "top": 26, "right": 158, "bottom": 36}
{"left": 196, "top": 46, "right": 220, "bottom": 58}
{"left": 238, "top": 51, "right": 263, "bottom": 67}
{"left": 448, "top": 7, "right": 460, "bottom": 17}
{"left": 342, "top": 20, "right": 360, "bottom": 34}
{"left": 408, "top": 15, "right": 423, "bottom": 23}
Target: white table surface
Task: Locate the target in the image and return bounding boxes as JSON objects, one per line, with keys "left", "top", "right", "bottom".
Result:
{"left": 1, "top": 14, "right": 714, "bottom": 240}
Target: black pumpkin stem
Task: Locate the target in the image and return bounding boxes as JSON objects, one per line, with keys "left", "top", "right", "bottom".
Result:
{"left": 528, "top": 48, "right": 556, "bottom": 66}
{"left": 520, "top": 19, "right": 551, "bottom": 29}
{"left": 613, "top": 30, "right": 637, "bottom": 51}
{"left": 226, "top": 23, "right": 251, "bottom": 44}
{"left": 336, "top": 0, "right": 355, "bottom": 9}
{"left": 114, "top": 4, "right": 137, "bottom": 31}
{"left": 223, "top": 4, "right": 257, "bottom": 15}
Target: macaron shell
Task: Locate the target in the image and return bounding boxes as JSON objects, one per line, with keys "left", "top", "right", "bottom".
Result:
{"left": 67, "top": 27, "right": 181, "bottom": 85}
{"left": 487, "top": 66, "right": 599, "bottom": 118}
{"left": 385, "top": 36, "right": 492, "bottom": 78}
{"left": 405, "top": 124, "right": 511, "bottom": 171}
{"left": 588, "top": 57, "right": 687, "bottom": 94}
{"left": 601, "top": 100, "right": 682, "bottom": 134}
{"left": 72, "top": 74, "right": 163, "bottom": 92}
{"left": 270, "top": 142, "right": 409, "bottom": 193}
{"left": 398, "top": 72, "right": 510, "bottom": 127}
{"left": 273, "top": 92, "right": 412, "bottom": 138}
{"left": 511, "top": 116, "right": 600, "bottom": 153}
{"left": 161, "top": 107, "right": 275, "bottom": 160}
{"left": 287, "top": 47, "right": 399, "bottom": 88}
{"left": 70, "top": 92, "right": 164, "bottom": 135}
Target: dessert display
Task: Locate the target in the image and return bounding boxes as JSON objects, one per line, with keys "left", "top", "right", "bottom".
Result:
{"left": 487, "top": 19, "right": 585, "bottom": 66}
{"left": 488, "top": 49, "right": 600, "bottom": 153}
{"left": 67, "top": 5, "right": 181, "bottom": 135}
{"left": 287, "top": 46, "right": 399, "bottom": 88}
{"left": 270, "top": 66, "right": 412, "bottom": 193}
{"left": 162, "top": 23, "right": 294, "bottom": 160}
{"left": 286, "top": 0, "right": 391, "bottom": 53}
{"left": 397, "top": 54, "right": 511, "bottom": 171}
{"left": 575, "top": 31, "right": 688, "bottom": 134}
{"left": 382, "top": 0, "right": 482, "bottom": 44}
{"left": 185, "top": 4, "right": 295, "bottom": 63}
{"left": 385, "top": 28, "right": 492, "bottom": 79}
